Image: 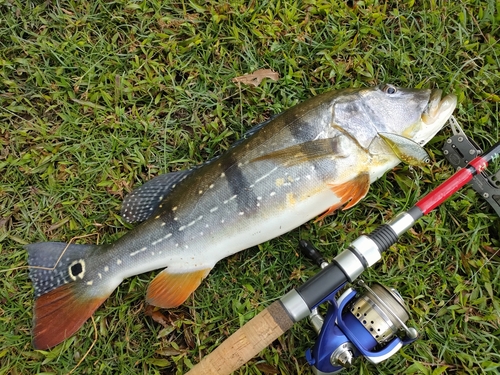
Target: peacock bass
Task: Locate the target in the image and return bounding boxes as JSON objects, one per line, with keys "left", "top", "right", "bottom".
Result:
{"left": 27, "top": 84, "right": 457, "bottom": 349}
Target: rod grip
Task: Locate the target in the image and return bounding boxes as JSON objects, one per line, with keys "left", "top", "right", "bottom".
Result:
{"left": 186, "top": 300, "right": 294, "bottom": 375}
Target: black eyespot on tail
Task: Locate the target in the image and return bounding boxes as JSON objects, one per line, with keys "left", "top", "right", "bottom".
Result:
{"left": 71, "top": 262, "right": 83, "bottom": 276}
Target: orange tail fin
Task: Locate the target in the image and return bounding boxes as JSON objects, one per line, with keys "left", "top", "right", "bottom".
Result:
{"left": 33, "top": 283, "right": 109, "bottom": 349}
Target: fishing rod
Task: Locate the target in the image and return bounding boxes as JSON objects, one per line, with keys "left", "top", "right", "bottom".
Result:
{"left": 186, "top": 126, "right": 500, "bottom": 375}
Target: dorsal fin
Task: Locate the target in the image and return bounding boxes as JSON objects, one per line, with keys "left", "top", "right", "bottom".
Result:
{"left": 121, "top": 170, "right": 193, "bottom": 223}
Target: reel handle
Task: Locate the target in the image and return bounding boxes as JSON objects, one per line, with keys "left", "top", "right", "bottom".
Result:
{"left": 299, "top": 240, "right": 328, "bottom": 268}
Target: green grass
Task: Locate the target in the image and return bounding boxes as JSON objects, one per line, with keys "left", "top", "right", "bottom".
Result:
{"left": 1, "top": 0, "right": 500, "bottom": 374}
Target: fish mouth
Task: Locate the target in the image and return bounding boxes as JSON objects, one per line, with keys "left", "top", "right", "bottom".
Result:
{"left": 422, "top": 89, "right": 457, "bottom": 126}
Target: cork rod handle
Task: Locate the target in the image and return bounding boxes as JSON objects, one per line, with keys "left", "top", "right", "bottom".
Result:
{"left": 186, "top": 300, "right": 294, "bottom": 375}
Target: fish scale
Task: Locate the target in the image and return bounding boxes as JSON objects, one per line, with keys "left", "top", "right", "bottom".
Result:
{"left": 26, "top": 84, "right": 457, "bottom": 349}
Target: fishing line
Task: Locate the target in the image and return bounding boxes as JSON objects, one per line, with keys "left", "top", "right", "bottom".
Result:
{"left": 66, "top": 316, "right": 98, "bottom": 375}
{"left": 1, "top": 233, "right": 99, "bottom": 273}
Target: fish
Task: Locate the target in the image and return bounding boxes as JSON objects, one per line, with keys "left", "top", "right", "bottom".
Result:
{"left": 26, "top": 84, "right": 457, "bottom": 349}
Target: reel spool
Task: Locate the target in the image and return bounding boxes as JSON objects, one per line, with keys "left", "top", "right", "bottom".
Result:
{"left": 306, "top": 280, "right": 418, "bottom": 374}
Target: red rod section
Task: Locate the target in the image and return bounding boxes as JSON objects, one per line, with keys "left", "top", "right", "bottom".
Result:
{"left": 416, "top": 156, "right": 488, "bottom": 215}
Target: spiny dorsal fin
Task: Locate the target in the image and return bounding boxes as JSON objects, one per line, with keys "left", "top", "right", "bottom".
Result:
{"left": 120, "top": 116, "right": 278, "bottom": 224}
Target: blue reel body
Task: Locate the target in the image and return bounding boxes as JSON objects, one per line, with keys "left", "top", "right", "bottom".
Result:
{"left": 306, "top": 282, "right": 418, "bottom": 374}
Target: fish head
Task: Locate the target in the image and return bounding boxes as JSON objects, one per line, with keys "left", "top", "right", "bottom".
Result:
{"left": 332, "top": 84, "right": 457, "bottom": 148}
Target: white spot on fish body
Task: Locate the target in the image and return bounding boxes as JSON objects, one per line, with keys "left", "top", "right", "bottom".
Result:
{"left": 117, "top": 259, "right": 122, "bottom": 265}
{"left": 255, "top": 166, "right": 278, "bottom": 184}
{"left": 210, "top": 207, "right": 218, "bottom": 213}
{"left": 209, "top": 184, "right": 214, "bottom": 189}
{"left": 230, "top": 195, "right": 237, "bottom": 201}
{"left": 179, "top": 226, "right": 186, "bottom": 231}
{"left": 86, "top": 280, "right": 93, "bottom": 286}
{"left": 163, "top": 233, "right": 172, "bottom": 239}
{"left": 161, "top": 222, "right": 166, "bottom": 226}
{"left": 306, "top": 175, "right": 311, "bottom": 180}
{"left": 220, "top": 172, "right": 225, "bottom": 178}
{"left": 104, "top": 266, "right": 109, "bottom": 272}
{"left": 270, "top": 192, "right": 276, "bottom": 196}
{"left": 257, "top": 196, "right": 262, "bottom": 200}
{"left": 239, "top": 212, "right": 244, "bottom": 215}
{"left": 98, "top": 273, "right": 102, "bottom": 279}
{"left": 199, "top": 190, "right": 203, "bottom": 194}
{"left": 130, "top": 247, "right": 148, "bottom": 257}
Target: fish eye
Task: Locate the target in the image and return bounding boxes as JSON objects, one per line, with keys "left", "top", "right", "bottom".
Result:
{"left": 382, "top": 84, "right": 397, "bottom": 95}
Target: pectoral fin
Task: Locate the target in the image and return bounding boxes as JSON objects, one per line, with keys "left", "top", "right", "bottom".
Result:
{"left": 252, "top": 137, "right": 345, "bottom": 165}
{"left": 146, "top": 268, "right": 212, "bottom": 308}
{"left": 378, "top": 132, "right": 430, "bottom": 166}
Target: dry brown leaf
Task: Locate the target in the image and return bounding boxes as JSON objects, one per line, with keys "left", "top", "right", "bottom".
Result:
{"left": 255, "top": 363, "right": 280, "bottom": 374}
{"left": 232, "top": 69, "right": 279, "bottom": 87}
{"left": 145, "top": 305, "right": 170, "bottom": 328}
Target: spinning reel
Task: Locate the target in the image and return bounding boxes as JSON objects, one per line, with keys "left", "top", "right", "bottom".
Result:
{"left": 300, "top": 240, "right": 418, "bottom": 374}
{"left": 301, "top": 129, "right": 497, "bottom": 374}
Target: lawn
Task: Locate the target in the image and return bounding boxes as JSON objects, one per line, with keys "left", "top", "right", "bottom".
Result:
{"left": 1, "top": 0, "right": 499, "bottom": 374}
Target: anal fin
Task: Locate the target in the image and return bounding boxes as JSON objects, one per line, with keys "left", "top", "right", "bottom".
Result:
{"left": 316, "top": 173, "right": 370, "bottom": 221}
{"left": 146, "top": 268, "right": 212, "bottom": 308}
